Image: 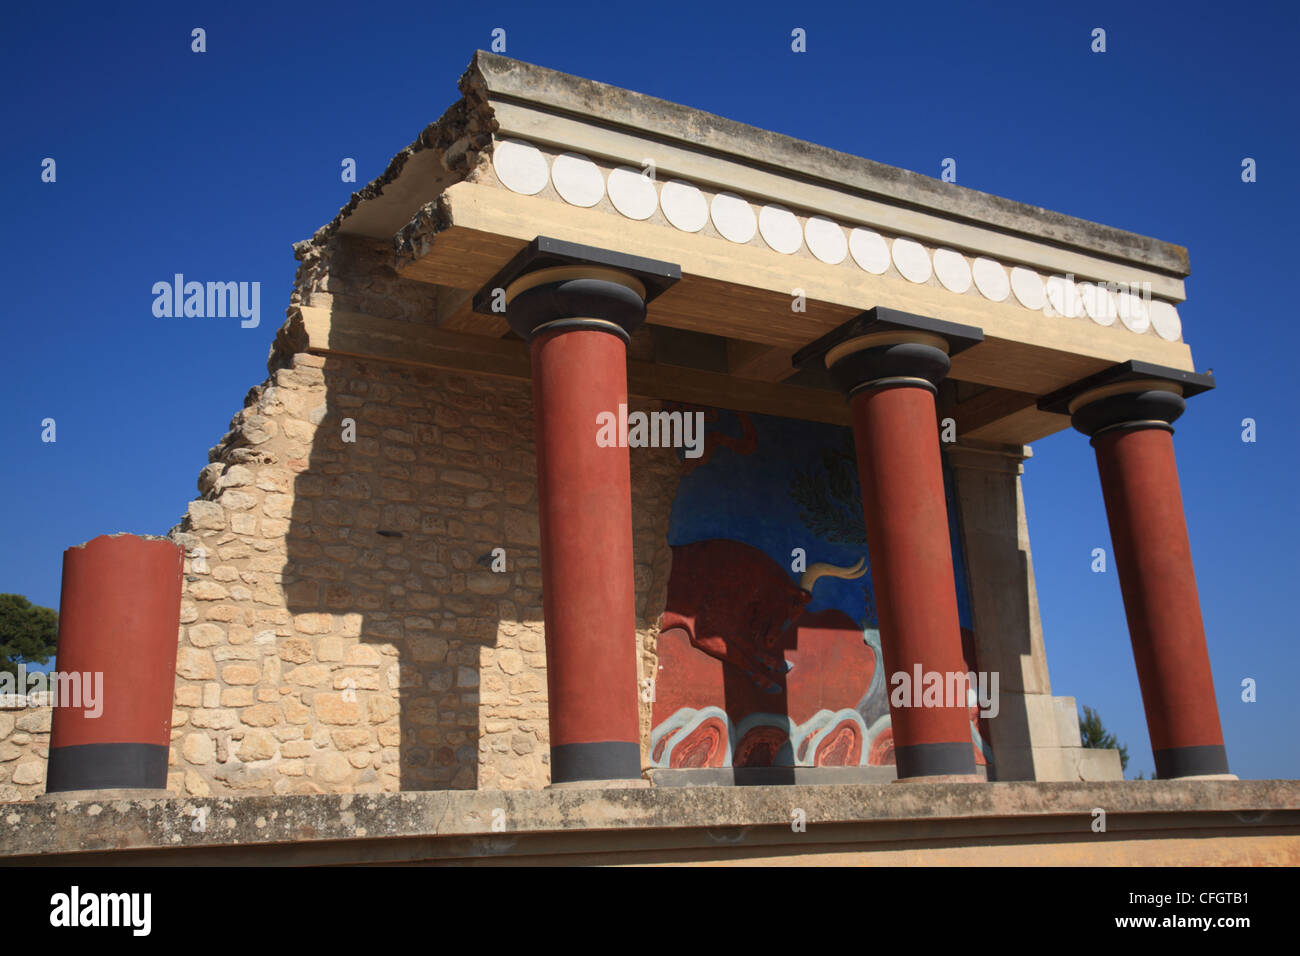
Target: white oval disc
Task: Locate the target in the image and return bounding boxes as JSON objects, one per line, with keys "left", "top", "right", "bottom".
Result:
{"left": 492, "top": 139, "right": 548, "bottom": 196}
{"left": 1149, "top": 300, "right": 1183, "bottom": 341}
{"left": 849, "top": 228, "right": 890, "bottom": 274}
{"left": 933, "top": 248, "right": 972, "bottom": 294}
{"left": 550, "top": 152, "right": 605, "bottom": 208}
{"left": 758, "top": 204, "right": 803, "bottom": 254}
{"left": 711, "top": 192, "right": 757, "bottom": 244}
{"left": 805, "top": 216, "right": 848, "bottom": 264}
{"left": 607, "top": 166, "right": 658, "bottom": 220}
{"left": 660, "top": 180, "right": 709, "bottom": 233}
{"left": 1010, "top": 267, "right": 1046, "bottom": 311}
{"left": 892, "top": 238, "right": 932, "bottom": 284}
{"left": 972, "top": 257, "right": 1010, "bottom": 301}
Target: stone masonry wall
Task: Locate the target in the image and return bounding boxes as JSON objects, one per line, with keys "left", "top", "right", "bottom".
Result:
{"left": 0, "top": 697, "right": 51, "bottom": 802}
{"left": 165, "top": 349, "right": 679, "bottom": 798}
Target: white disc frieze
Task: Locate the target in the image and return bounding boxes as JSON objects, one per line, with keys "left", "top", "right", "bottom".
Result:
{"left": 891, "top": 237, "right": 932, "bottom": 284}
{"left": 849, "top": 228, "right": 890, "bottom": 274}
{"left": 972, "top": 257, "right": 1010, "bottom": 301}
{"left": 933, "top": 248, "right": 972, "bottom": 294}
{"left": 1149, "top": 300, "right": 1183, "bottom": 341}
{"left": 1079, "top": 282, "right": 1118, "bottom": 326}
{"left": 607, "top": 166, "right": 658, "bottom": 220}
{"left": 805, "top": 216, "right": 848, "bottom": 264}
{"left": 1045, "top": 275, "right": 1083, "bottom": 318}
{"left": 711, "top": 192, "right": 757, "bottom": 244}
{"left": 1010, "top": 267, "right": 1046, "bottom": 311}
{"left": 492, "top": 139, "right": 549, "bottom": 196}
{"left": 550, "top": 152, "right": 605, "bottom": 208}
{"left": 1116, "top": 289, "right": 1151, "bottom": 334}
{"left": 758, "top": 204, "right": 803, "bottom": 254}
{"left": 660, "top": 180, "right": 709, "bottom": 233}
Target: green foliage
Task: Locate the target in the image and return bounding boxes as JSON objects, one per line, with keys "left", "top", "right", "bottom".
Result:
{"left": 789, "top": 444, "right": 866, "bottom": 546}
{"left": 1079, "top": 704, "right": 1129, "bottom": 772}
{"left": 0, "top": 594, "right": 58, "bottom": 678}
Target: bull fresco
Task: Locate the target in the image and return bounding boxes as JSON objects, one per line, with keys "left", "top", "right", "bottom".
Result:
{"left": 649, "top": 406, "right": 992, "bottom": 772}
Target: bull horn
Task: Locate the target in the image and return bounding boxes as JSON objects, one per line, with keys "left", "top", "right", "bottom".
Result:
{"left": 799, "top": 557, "right": 868, "bottom": 592}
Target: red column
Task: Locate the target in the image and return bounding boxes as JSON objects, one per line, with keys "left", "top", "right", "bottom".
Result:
{"left": 795, "top": 311, "right": 985, "bottom": 780}
{"left": 850, "top": 384, "right": 977, "bottom": 778}
{"left": 1047, "top": 368, "right": 1230, "bottom": 778}
{"left": 46, "top": 533, "right": 184, "bottom": 793}
{"left": 484, "top": 242, "right": 679, "bottom": 785}
{"left": 530, "top": 327, "right": 641, "bottom": 783}
{"left": 1093, "top": 423, "right": 1229, "bottom": 777}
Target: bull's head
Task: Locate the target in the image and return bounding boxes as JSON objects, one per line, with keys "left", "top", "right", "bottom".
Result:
{"left": 756, "top": 557, "right": 869, "bottom": 651}
{"left": 662, "top": 540, "right": 871, "bottom": 693}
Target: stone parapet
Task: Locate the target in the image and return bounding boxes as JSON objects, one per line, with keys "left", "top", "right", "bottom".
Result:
{"left": 1, "top": 780, "right": 1295, "bottom": 866}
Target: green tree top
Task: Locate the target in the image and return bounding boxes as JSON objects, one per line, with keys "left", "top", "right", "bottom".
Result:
{"left": 1079, "top": 704, "right": 1130, "bottom": 772}
{"left": 0, "top": 594, "right": 58, "bottom": 678}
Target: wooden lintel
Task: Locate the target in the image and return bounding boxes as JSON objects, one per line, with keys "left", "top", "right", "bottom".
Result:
{"left": 295, "top": 306, "right": 849, "bottom": 425}
{"left": 727, "top": 340, "right": 800, "bottom": 382}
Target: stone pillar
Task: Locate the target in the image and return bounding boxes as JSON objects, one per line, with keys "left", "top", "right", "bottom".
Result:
{"left": 945, "top": 441, "right": 1122, "bottom": 781}
{"left": 1041, "top": 362, "right": 1229, "bottom": 779}
{"left": 45, "top": 533, "right": 184, "bottom": 794}
{"left": 796, "top": 308, "right": 983, "bottom": 780}
{"left": 477, "top": 238, "right": 679, "bottom": 785}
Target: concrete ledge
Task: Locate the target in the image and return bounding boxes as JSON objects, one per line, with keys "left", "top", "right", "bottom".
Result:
{"left": 2, "top": 780, "right": 1297, "bottom": 866}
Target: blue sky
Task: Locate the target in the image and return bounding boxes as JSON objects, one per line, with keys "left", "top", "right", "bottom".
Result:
{"left": 1, "top": 1, "right": 1295, "bottom": 778}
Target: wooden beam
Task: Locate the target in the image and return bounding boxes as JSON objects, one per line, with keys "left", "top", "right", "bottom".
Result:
{"left": 940, "top": 387, "right": 1039, "bottom": 435}
{"left": 294, "top": 307, "right": 850, "bottom": 425}
{"left": 727, "top": 341, "right": 800, "bottom": 382}
{"left": 435, "top": 286, "right": 509, "bottom": 337}
{"left": 964, "top": 404, "right": 1069, "bottom": 444}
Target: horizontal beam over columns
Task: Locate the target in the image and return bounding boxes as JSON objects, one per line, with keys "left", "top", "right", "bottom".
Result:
{"left": 289, "top": 306, "right": 851, "bottom": 425}
{"left": 397, "top": 182, "right": 1196, "bottom": 399}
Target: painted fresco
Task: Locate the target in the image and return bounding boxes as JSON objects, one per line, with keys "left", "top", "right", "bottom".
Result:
{"left": 650, "top": 405, "right": 993, "bottom": 771}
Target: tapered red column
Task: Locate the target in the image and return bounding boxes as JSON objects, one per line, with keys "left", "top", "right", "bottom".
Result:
{"left": 46, "top": 533, "right": 184, "bottom": 793}
{"left": 530, "top": 326, "right": 640, "bottom": 782}
{"left": 796, "top": 308, "right": 984, "bottom": 779}
{"left": 1047, "top": 365, "right": 1229, "bottom": 778}
{"left": 478, "top": 237, "right": 679, "bottom": 784}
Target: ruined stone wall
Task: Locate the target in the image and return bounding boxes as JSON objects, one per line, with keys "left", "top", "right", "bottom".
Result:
{"left": 0, "top": 697, "right": 51, "bottom": 802}
{"left": 0, "top": 226, "right": 678, "bottom": 805}
{"left": 166, "top": 348, "right": 678, "bottom": 799}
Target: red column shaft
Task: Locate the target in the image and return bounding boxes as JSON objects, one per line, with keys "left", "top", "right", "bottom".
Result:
{"left": 47, "top": 534, "right": 183, "bottom": 791}
{"left": 531, "top": 327, "right": 640, "bottom": 782}
{"left": 1094, "top": 427, "right": 1227, "bottom": 773}
{"left": 850, "top": 385, "right": 974, "bottom": 778}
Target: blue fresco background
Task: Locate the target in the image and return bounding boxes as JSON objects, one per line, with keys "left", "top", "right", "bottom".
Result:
{"left": 667, "top": 408, "right": 975, "bottom": 631}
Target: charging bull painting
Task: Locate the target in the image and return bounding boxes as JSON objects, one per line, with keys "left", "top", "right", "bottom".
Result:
{"left": 650, "top": 406, "right": 992, "bottom": 771}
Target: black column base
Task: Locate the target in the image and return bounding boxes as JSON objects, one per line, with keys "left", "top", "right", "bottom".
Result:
{"left": 1154, "top": 744, "right": 1230, "bottom": 778}
{"left": 45, "top": 742, "right": 170, "bottom": 792}
{"left": 894, "top": 741, "right": 977, "bottom": 779}
{"left": 550, "top": 741, "right": 641, "bottom": 784}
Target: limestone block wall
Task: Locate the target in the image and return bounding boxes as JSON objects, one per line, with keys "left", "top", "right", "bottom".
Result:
{"left": 0, "top": 696, "right": 51, "bottom": 801}
{"left": 165, "top": 343, "right": 679, "bottom": 798}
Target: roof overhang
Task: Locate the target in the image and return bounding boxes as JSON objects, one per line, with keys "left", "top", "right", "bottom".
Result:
{"left": 297, "top": 51, "right": 1206, "bottom": 446}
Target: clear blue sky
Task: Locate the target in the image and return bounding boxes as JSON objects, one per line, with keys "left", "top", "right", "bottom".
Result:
{"left": 1, "top": 1, "right": 1295, "bottom": 779}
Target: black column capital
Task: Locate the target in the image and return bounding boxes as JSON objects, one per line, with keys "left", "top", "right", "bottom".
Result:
{"left": 472, "top": 236, "right": 680, "bottom": 344}
{"left": 1038, "top": 360, "right": 1215, "bottom": 441}
{"left": 793, "top": 307, "right": 983, "bottom": 397}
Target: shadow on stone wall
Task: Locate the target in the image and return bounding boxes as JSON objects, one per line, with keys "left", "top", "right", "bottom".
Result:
{"left": 282, "top": 353, "right": 679, "bottom": 793}
{"left": 283, "top": 356, "right": 546, "bottom": 792}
